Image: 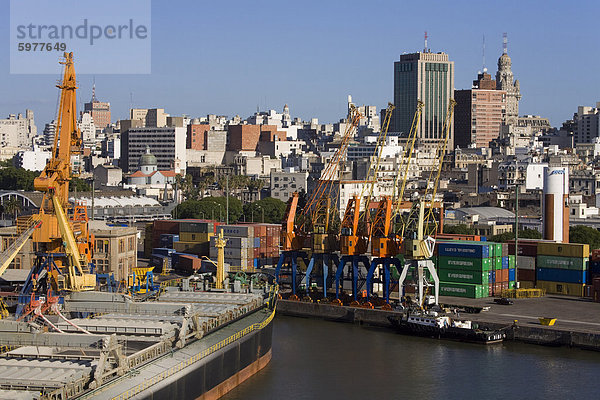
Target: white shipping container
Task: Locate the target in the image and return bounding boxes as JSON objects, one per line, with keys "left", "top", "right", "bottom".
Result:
{"left": 217, "top": 225, "right": 254, "bottom": 238}
{"left": 517, "top": 256, "right": 536, "bottom": 270}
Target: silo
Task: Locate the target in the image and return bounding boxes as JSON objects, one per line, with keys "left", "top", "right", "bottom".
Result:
{"left": 542, "top": 167, "right": 569, "bottom": 242}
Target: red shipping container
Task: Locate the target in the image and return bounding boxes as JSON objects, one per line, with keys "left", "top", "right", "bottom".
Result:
{"left": 494, "top": 283, "right": 502, "bottom": 295}
{"left": 508, "top": 241, "right": 538, "bottom": 257}
{"left": 488, "top": 283, "right": 493, "bottom": 296}
{"left": 502, "top": 282, "right": 509, "bottom": 290}
{"left": 517, "top": 269, "right": 535, "bottom": 282}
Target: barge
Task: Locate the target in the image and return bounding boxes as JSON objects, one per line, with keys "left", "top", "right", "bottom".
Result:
{"left": 0, "top": 283, "right": 277, "bottom": 399}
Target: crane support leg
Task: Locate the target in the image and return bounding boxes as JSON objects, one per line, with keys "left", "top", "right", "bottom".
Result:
{"left": 366, "top": 258, "right": 384, "bottom": 299}
{"left": 335, "top": 256, "right": 347, "bottom": 299}
{"left": 305, "top": 256, "right": 315, "bottom": 290}
{"left": 322, "top": 254, "right": 329, "bottom": 299}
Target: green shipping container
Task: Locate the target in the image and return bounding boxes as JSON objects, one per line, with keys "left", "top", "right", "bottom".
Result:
{"left": 436, "top": 256, "right": 491, "bottom": 271}
{"left": 440, "top": 282, "right": 488, "bottom": 298}
{"left": 508, "top": 281, "right": 517, "bottom": 289}
{"left": 536, "top": 255, "right": 588, "bottom": 271}
{"left": 494, "top": 257, "right": 503, "bottom": 270}
{"left": 508, "top": 255, "right": 516, "bottom": 268}
{"left": 438, "top": 268, "right": 488, "bottom": 285}
{"left": 491, "top": 243, "right": 503, "bottom": 258}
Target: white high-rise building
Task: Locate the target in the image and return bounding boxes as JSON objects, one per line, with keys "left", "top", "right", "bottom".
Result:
{"left": 0, "top": 109, "right": 37, "bottom": 149}
{"left": 79, "top": 112, "right": 96, "bottom": 142}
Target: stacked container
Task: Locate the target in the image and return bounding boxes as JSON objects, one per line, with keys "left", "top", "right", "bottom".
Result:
{"left": 508, "top": 239, "right": 538, "bottom": 287}
{"left": 536, "top": 242, "right": 589, "bottom": 296}
{"left": 212, "top": 225, "right": 255, "bottom": 270}
{"left": 173, "top": 220, "right": 216, "bottom": 257}
{"left": 436, "top": 242, "right": 491, "bottom": 298}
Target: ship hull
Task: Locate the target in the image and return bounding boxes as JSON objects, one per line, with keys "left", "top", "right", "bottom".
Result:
{"left": 135, "top": 312, "right": 274, "bottom": 400}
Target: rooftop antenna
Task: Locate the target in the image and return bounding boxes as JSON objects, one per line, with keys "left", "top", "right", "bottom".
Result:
{"left": 424, "top": 31, "right": 428, "bottom": 52}
{"left": 482, "top": 34, "right": 487, "bottom": 72}
{"left": 503, "top": 32, "right": 508, "bottom": 55}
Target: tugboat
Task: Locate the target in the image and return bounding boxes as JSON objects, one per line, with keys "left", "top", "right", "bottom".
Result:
{"left": 388, "top": 310, "right": 506, "bottom": 344}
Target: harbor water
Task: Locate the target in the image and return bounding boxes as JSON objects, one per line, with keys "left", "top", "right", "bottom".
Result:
{"left": 223, "top": 315, "right": 600, "bottom": 400}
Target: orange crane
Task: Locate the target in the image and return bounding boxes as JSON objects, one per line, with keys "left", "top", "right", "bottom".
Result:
{"left": 18, "top": 53, "right": 96, "bottom": 314}
{"left": 335, "top": 103, "right": 395, "bottom": 305}
{"left": 277, "top": 106, "right": 362, "bottom": 299}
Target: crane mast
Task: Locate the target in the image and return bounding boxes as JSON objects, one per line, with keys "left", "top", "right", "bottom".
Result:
{"left": 29, "top": 52, "right": 96, "bottom": 294}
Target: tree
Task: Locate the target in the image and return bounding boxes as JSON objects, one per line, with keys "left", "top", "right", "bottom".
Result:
{"left": 2, "top": 198, "right": 21, "bottom": 222}
{"left": 0, "top": 166, "right": 38, "bottom": 191}
{"left": 570, "top": 225, "right": 600, "bottom": 249}
{"left": 242, "top": 197, "right": 287, "bottom": 223}
{"left": 70, "top": 177, "right": 91, "bottom": 192}
{"left": 173, "top": 196, "right": 243, "bottom": 223}
{"left": 443, "top": 224, "right": 475, "bottom": 235}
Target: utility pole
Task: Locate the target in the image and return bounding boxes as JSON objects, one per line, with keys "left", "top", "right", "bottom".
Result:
{"left": 226, "top": 174, "right": 229, "bottom": 225}
{"left": 91, "top": 179, "right": 95, "bottom": 220}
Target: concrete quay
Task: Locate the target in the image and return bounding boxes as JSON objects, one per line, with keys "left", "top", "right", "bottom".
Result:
{"left": 276, "top": 295, "right": 600, "bottom": 351}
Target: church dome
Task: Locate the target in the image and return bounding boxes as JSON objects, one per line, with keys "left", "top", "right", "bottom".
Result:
{"left": 139, "top": 146, "right": 157, "bottom": 167}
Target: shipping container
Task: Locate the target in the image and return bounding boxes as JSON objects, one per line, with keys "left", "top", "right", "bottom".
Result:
{"left": 502, "top": 256, "right": 509, "bottom": 269}
{"left": 536, "top": 280, "right": 586, "bottom": 297}
{"left": 509, "top": 268, "right": 515, "bottom": 282}
{"left": 178, "top": 220, "right": 215, "bottom": 234}
{"left": 494, "top": 257, "right": 502, "bottom": 270}
{"left": 179, "top": 232, "right": 213, "bottom": 243}
{"left": 508, "top": 281, "right": 516, "bottom": 289}
{"left": 537, "top": 242, "right": 590, "bottom": 258}
{"left": 496, "top": 269, "right": 508, "bottom": 283}
{"left": 438, "top": 269, "right": 488, "bottom": 284}
{"left": 508, "top": 255, "right": 516, "bottom": 268}
{"left": 210, "top": 236, "right": 251, "bottom": 249}
{"left": 501, "top": 243, "right": 509, "bottom": 257}
{"left": 152, "top": 248, "right": 176, "bottom": 257}
{"left": 173, "top": 241, "right": 209, "bottom": 256}
{"left": 437, "top": 242, "right": 491, "bottom": 258}
{"left": 519, "top": 280, "right": 535, "bottom": 289}
{"left": 508, "top": 240, "right": 538, "bottom": 257}
{"left": 517, "top": 256, "right": 536, "bottom": 270}
{"left": 537, "top": 255, "right": 588, "bottom": 271}
{"left": 177, "top": 254, "right": 202, "bottom": 273}
{"left": 436, "top": 256, "right": 492, "bottom": 271}
{"left": 517, "top": 269, "right": 535, "bottom": 282}
{"left": 439, "top": 282, "right": 488, "bottom": 298}
{"left": 217, "top": 225, "right": 254, "bottom": 238}
{"left": 536, "top": 268, "right": 587, "bottom": 284}
{"left": 590, "top": 260, "right": 600, "bottom": 277}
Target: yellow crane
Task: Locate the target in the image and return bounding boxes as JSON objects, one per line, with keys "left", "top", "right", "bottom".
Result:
{"left": 26, "top": 53, "right": 96, "bottom": 300}
{"left": 397, "top": 99, "right": 457, "bottom": 307}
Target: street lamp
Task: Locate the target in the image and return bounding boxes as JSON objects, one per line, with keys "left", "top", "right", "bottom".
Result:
{"left": 255, "top": 205, "right": 264, "bottom": 223}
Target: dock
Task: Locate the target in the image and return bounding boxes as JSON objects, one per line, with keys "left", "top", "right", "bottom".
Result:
{"left": 276, "top": 295, "right": 600, "bottom": 350}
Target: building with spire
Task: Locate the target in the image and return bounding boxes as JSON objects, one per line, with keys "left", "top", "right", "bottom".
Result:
{"left": 83, "top": 82, "right": 111, "bottom": 129}
{"left": 495, "top": 34, "right": 521, "bottom": 125}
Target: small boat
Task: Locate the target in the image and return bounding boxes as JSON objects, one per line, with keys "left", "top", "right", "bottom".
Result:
{"left": 388, "top": 311, "right": 506, "bottom": 344}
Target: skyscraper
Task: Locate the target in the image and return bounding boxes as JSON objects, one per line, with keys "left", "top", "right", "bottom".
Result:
{"left": 392, "top": 52, "right": 455, "bottom": 149}
{"left": 84, "top": 83, "right": 111, "bottom": 129}
{"left": 454, "top": 72, "right": 506, "bottom": 148}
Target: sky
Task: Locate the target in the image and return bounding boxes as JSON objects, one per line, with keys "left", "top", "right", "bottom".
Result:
{"left": 0, "top": 0, "right": 598, "bottom": 129}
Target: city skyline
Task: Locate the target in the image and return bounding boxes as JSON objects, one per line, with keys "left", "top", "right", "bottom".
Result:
{"left": 0, "top": 0, "right": 597, "bottom": 127}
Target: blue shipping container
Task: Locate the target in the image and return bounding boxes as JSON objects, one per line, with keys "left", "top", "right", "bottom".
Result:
{"left": 536, "top": 268, "right": 587, "bottom": 284}
{"left": 502, "top": 256, "right": 509, "bottom": 269}
{"left": 437, "top": 243, "right": 489, "bottom": 258}
{"left": 153, "top": 247, "right": 176, "bottom": 257}
{"left": 509, "top": 268, "right": 515, "bottom": 281}
{"left": 254, "top": 237, "right": 260, "bottom": 248}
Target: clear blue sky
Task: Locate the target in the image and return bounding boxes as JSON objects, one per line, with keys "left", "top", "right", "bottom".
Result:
{"left": 0, "top": 0, "right": 597, "bottom": 128}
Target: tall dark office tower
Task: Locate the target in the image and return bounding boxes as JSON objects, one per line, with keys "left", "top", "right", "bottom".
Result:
{"left": 393, "top": 52, "right": 455, "bottom": 149}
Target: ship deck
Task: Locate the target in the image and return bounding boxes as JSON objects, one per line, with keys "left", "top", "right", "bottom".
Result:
{"left": 0, "top": 289, "right": 271, "bottom": 400}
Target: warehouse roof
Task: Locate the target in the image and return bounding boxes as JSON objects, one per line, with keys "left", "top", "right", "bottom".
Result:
{"left": 454, "top": 207, "right": 515, "bottom": 220}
